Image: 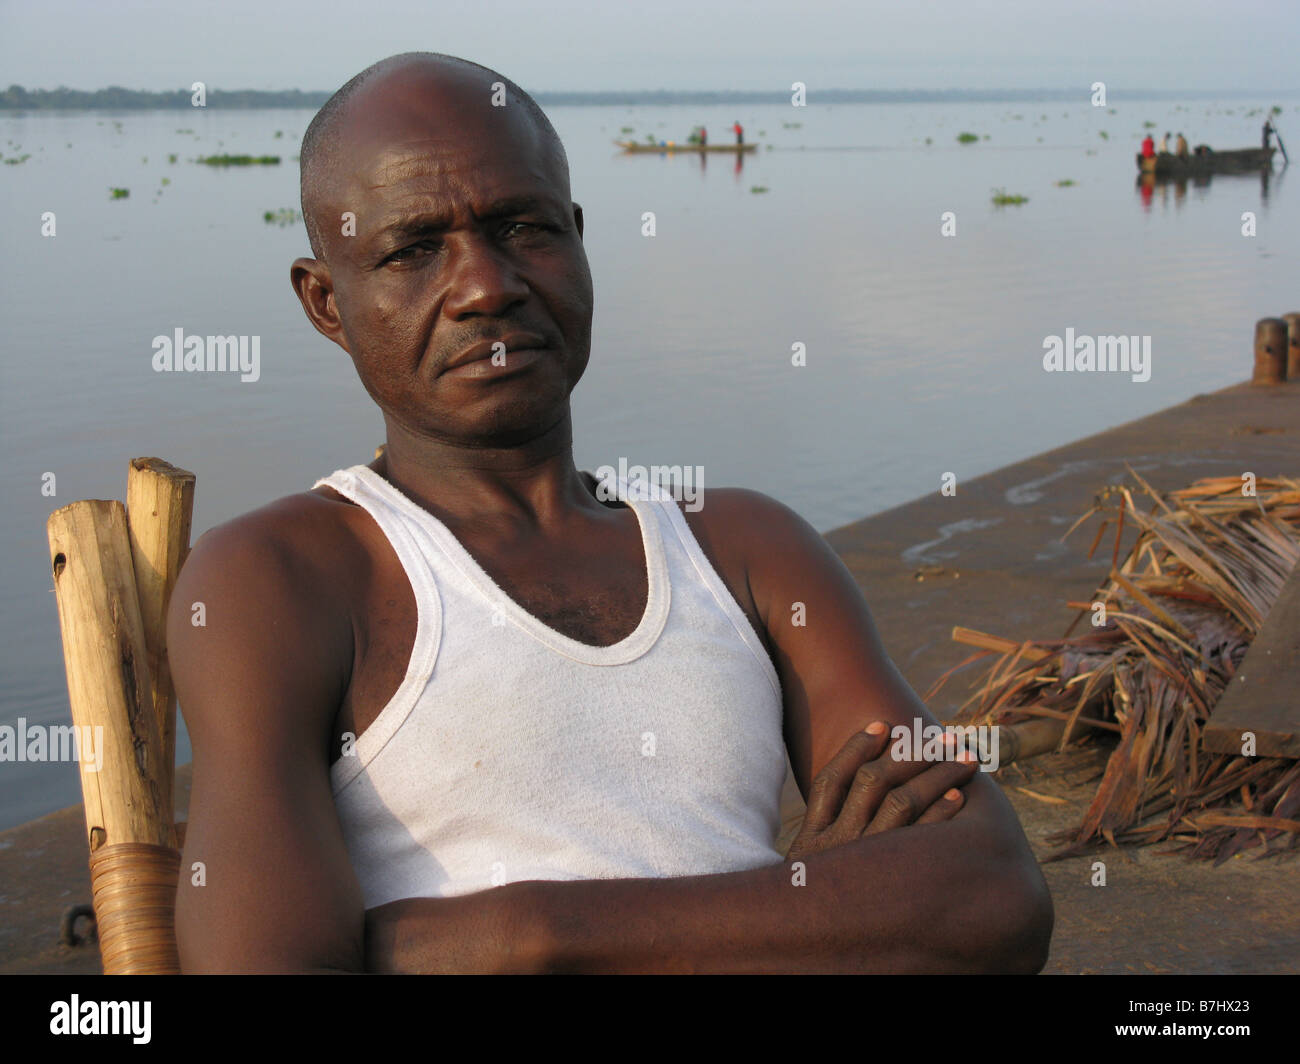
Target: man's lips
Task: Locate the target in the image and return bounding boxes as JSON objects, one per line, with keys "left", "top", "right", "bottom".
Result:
{"left": 441, "top": 332, "right": 550, "bottom": 377}
{"left": 442, "top": 347, "right": 549, "bottom": 380}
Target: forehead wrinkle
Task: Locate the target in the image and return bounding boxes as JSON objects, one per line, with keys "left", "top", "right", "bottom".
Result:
{"left": 359, "top": 149, "right": 560, "bottom": 210}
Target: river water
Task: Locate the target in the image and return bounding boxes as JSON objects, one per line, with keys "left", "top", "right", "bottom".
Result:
{"left": 1, "top": 97, "right": 1296, "bottom": 828}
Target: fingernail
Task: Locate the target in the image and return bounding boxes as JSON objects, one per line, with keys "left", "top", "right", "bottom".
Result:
{"left": 866, "top": 721, "right": 887, "bottom": 735}
{"left": 945, "top": 789, "right": 961, "bottom": 801}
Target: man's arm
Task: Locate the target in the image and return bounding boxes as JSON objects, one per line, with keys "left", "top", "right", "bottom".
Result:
{"left": 169, "top": 506, "right": 369, "bottom": 973}
{"left": 372, "top": 490, "right": 1053, "bottom": 973}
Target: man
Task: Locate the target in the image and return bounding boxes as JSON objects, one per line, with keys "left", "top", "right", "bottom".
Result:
{"left": 1158, "top": 131, "right": 1169, "bottom": 153}
{"left": 733, "top": 119, "right": 744, "bottom": 146}
{"left": 1175, "top": 132, "right": 1189, "bottom": 158}
{"left": 169, "top": 52, "right": 1052, "bottom": 974}
{"left": 1141, "top": 132, "right": 1155, "bottom": 158}
{"left": 1262, "top": 118, "right": 1275, "bottom": 151}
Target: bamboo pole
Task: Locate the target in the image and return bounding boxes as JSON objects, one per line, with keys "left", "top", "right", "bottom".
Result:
{"left": 125, "top": 457, "right": 195, "bottom": 844}
{"left": 47, "top": 498, "right": 180, "bottom": 973}
{"left": 48, "top": 500, "right": 170, "bottom": 850}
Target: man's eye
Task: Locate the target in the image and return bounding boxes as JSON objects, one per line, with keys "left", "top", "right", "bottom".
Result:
{"left": 385, "top": 241, "right": 438, "bottom": 264}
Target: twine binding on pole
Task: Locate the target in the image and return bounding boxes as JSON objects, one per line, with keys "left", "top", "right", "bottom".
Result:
{"left": 88, "top": 842, "right": 181, "bottom": 974}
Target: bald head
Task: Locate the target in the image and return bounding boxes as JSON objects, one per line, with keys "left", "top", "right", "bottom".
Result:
{"left": 299, "top": 52, "right": 568, "bottom": 260}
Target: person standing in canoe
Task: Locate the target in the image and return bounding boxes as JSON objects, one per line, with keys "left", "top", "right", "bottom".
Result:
{"left": 1158, "top": 131, "right": 1170, "bottom": 153}
{"left": 1262, "top": 119, "right": 1275, "bottom": 151}
{"left": 1141, "top": 133, "right": 1155, "bottom": 158}
{"left": 733, "top": 120, "right": 744, "bottom": 146}
{"left": 699, "top": 125, "right": 707, "bottom": 147}
{"left": 1175, "top": 132, "right": 1189, "bottom": 157}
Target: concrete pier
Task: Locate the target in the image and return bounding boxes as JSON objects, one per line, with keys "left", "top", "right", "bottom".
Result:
{"left": 4, "top": 377, "right": 1298, "bottom": 974}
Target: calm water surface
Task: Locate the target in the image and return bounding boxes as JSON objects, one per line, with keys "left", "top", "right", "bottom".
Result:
{"left": 2, "top": 98, "right": 1297, "bottom": 827}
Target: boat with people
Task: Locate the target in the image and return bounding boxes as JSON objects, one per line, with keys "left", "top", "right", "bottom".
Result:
{"left": 1136, "top": 147, "right": 1275, "bottom": 177}
{"left": 616, "top": 140, "right": 758, "bottom": 154}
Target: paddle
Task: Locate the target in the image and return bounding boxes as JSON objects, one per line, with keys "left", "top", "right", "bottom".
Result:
{"left": 1274, "top": 126, "right": 1289, "bottom": 164}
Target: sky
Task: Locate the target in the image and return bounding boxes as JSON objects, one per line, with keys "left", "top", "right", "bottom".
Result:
{"left": 1, "top": 0, "right": 1298, "bottom": 96}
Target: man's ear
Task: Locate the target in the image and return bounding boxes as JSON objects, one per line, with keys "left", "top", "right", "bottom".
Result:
{"left": 290, "top": 257, "right": 352, "bottom": 355}
{"left": 572, "top": 202, "right": 584, "bottom": 239}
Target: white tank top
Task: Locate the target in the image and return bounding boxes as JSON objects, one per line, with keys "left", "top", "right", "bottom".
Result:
{"left": 314, "top": 465, "right": 788, "bottom": 908}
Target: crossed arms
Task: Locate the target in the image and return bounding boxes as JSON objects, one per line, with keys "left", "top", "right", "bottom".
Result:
{"left": 170, "top": 488, "right": 1053, "bottom": 973}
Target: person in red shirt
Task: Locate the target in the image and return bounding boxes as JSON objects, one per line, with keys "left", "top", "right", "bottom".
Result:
{"left": 1141, "top": 133, "right": 1155, "bottom": 158}
{"left": 700, "top": 125, "right": 707, "bottom": 147}
{"left": 733, "top": 120, "right": 744, "bottom": 146}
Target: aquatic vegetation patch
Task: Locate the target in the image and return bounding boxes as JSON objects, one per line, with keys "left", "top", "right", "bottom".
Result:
{"left": 263, "top": 207, "right": 302, "bottom": 226}
{"left": 197, "top": 154, "right": 281, "bottom": 166}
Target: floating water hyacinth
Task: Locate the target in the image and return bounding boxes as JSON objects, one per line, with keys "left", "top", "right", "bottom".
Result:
{"left": 991, "top": 188, "right": 1029, "bottom": 205}
{"left": 109, "top": 187, "right": 129, "bottom": 198}
{"left": 198, "top": 154, "right": 281, "bottom": 166}
{"left": 957, "top": 132, "right": 978, "bottom": 143}
{"left": 262, "top": 207, "right": 302, "bottom": 226}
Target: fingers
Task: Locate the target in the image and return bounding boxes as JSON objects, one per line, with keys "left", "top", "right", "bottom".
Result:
{"left": 800, "top": 722, "right": 891, "bottom": 835}
{"left": 862, "top": 755, "right": 979, "bottom": 835}
{"left": 914, "top": 786, "right": 965, "bottom": 825}
{"left": 834, "top": 732, "right": 969, "bottom": 837}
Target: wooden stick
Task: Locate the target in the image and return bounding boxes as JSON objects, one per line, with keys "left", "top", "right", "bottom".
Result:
{"left": 47, "top": 500, "right": 171, "bottom": 851}
{"left": 999, "top": 718, "right": 1069, "bottom": 764}
{"left": 951, "top": 626, "right": 1052, "bottom": 662}
{"left": 1009, "top": 705, "right": 1122, "bottom": 734}
{"left": 125, "top": 457, "right": 194, "bottom": 847}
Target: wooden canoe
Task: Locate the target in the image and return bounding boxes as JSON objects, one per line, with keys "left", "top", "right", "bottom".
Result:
{"left": 1136, "top": 147, "right": 1274, "bottom": 177}
{"left": 616, "top": 140, "right": 758, "bottom": 154}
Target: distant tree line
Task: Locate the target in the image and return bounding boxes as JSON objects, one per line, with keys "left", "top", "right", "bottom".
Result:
{"left": 0, "top": 85, "right": 330, "bottom": 110}
{"left": 1, "top": 84, "right": 1290, "bottom": 111}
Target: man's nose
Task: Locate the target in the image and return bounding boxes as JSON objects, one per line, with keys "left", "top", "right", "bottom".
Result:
{"left": 441, "top": 236, "right": 530, "bottom": 318}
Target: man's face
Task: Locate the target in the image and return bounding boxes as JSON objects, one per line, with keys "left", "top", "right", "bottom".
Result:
{"left": 312, "top": 70, "right": 594, "bottom": 447}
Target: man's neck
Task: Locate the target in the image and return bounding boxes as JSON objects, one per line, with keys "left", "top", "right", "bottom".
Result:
{"left": 369, "top": 411, "right": 605, "bottom": 530}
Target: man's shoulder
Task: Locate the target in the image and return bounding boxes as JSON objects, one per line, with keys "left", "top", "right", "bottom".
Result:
{"left": 172, "top": 486, "right": 366, "bottom": 631}
{"left": 191, "top": 487, "right": 358, "bottom": 571}
{"left": 166, "top": 487, "right": 360, "bottom": 728}
{"left": 670, "top": 486, "right": 831, "bottom": 632}
{"left": 675, "top": 486, "right": 820, "bottom": 557}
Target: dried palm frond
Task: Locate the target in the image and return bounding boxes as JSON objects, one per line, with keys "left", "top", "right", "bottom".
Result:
{"left": 931, "top": 470, "right": 1300, "bottom": 861}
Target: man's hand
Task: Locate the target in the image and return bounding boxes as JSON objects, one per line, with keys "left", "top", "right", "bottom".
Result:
{"left": 786, "top": 721, "right": 978, "bottom": 862}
